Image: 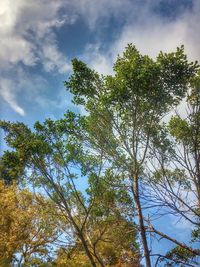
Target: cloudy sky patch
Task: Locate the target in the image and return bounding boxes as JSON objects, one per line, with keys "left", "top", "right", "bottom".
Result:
{"left": 0, "top": 0, "right": 199, "bottom": 121}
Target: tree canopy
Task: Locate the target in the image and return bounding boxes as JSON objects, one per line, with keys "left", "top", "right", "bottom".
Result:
{"left": 0, "top": 44, "right": 200, "bottom": 267}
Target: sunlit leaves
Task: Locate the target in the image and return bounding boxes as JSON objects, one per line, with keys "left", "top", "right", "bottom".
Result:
{"left": 0, "top": 181, "right": 60, "bottom": 266}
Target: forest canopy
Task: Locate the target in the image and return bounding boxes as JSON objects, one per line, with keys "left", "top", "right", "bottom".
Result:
{"left": 0, "top": 44, "right": 200, "bottom": 267}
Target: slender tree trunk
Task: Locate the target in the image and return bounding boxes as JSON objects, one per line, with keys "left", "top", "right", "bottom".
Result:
{"left": 57, "top": 193, "right": 97, "bottom": 267}
{"left": 132, "top": 176, "right": 151, "bottom": 267}
{"left": 149, "top": 226, "right": 200, "bottom": 256}
{"left": 195, "top": 159, "right": 200, "bottom": 208}
{"left": 78, "top": 233, "right": 97, "bottom": 267}
{"left": 85, "top": 231, "right": 105, "bottom": 267}
{"left": 93, "top": 251, "right": 105, "bottom": 267}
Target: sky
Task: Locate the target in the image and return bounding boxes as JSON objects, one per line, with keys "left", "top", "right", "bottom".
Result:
{"left": 1, "top": 0, "right": 200, "bottom": 125}
{"left": 0, "top": 0, "right": 200, "bottom": 265}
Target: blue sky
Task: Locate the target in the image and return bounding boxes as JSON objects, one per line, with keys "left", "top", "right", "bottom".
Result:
{"left": 1, "top": 0, "right": 199, "bottom": 126}
{"left": 0, "top": 0, "right": 199, "bottom": 265}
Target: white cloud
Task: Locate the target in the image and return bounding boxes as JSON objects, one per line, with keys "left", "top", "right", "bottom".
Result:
{"left": 41, "top": 42, "right": 71, "bottom": 74}
{"left": 80, "top": 0, "right": 200, "bottom": 76}
{"left": 0, "top": 0, "right": 134, "bottom": 115}
{"left": 83, "top": 44, "right": 113, "bottom": 75}
{"left": 69, "top": 0, "right": 133, "bottom": 29}
{"left": 0, "top": 79, "right": 25, "bottom": 116}
{"left": 0, "top": 0, "right": 69, "bottom": 68}
{"left": 1, "top": 0, "right": 200, "bottom": 116}
{"left": 109, "top": 0, "right": 200, "bottom": 63}
{"left": 0, "top": 0, "right": 72, "bottom": 115}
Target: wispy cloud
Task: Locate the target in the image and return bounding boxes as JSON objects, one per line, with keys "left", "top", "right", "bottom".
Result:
{"left": 69, "top": 0, "right": 133, "bottom": 29}
{"left": 1, "top": 0, "right": 200, "bottom": 116}
{"left": 0, "top": 79, "right": 25, "bottom": 116}
{"left": 83, "top": 0, "right": 200, "bottom": 75}
{"left": 0, "top": 0, "right": 73, "bottom": 115}
{"left": 111, "top": 1, "right": 200, "bottom": 61}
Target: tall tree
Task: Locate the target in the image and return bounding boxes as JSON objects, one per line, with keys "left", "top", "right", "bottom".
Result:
{"left": 0, "top": 117, "right": 100, "bottom": 266}
{"left": 146, "top": 71, "right": 200, "bottom": 266}
{"left": 0, "top": 114, "right": 139, "bottom": 266}
{"left": 65, "top": 44, "right": 198, "bottom": 266}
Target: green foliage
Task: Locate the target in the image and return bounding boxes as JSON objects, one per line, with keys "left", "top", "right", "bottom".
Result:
{"left": 0, "top": 110, "right": 140, "bottom": 266}
{"left": 64, "top": 59, "right": 100, "bottom": 105}
{"left": 164, "top": 246, "right": 200, "bottom": 266}
{"left": 168, "top": 71, "right": 200, "bottom": 154}
{"left": 1, "top": 44, "right": 200, "bottom": 267}
{"left": 65, "top": 44, "right": 199, "bottom": 174}
{"left": 152, "top": 168, "right": 191, "bottom": 188}
{"left": 67, "top": 44, "right": 198, "bottom": 113}
{"left": 168, "top": 116, "right": 192, "bottom": 145}
{"left": 0, "top": 151, "right": 25, "bottom": 185}
{"left": 64, "top": 43, "right": 200, "bottom": 267}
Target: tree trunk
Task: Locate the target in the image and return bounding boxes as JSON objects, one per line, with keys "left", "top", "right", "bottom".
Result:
{"left": 79, "top": 234, "right": 97, "bottom": 267}
{"left": 195, "top": 158, "right": 200, "bottom": 208}
{"left": 61, "top": 197, "right": 97, "bottom": 267}
{"left": 93, "top": 251, "right": 105, "bottom": 267}
{"left": 132, "top": 176, "right": 151, "bottom": 267}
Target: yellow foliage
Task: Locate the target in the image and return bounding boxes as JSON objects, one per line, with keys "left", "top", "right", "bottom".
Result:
{"left": 54, "top": 217, "right": 140, "bottom": 267}
{"left": 0, "top": 181, "right": 59, "bottom": 266}
{"left": 55, "top": 248, "right": 91, "bottom": 267}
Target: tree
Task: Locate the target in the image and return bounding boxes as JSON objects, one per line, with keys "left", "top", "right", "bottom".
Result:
{"left": 0, "top": 122, "right": 31, "bottom": 185}
{"left": 54, "top": 214, "right": 140, "bottom": 267}
{"left": 64, "top": 44, "right": 199, "bottom": 267}
{"left": 0, "top": 180, "right": 60, "bottom": 266}
{"left": 0, "top": 115, "right": 139, "bottom": 266}
{"left": 168, "top": 71, "right": 200, "bottom": 207}
{"left": 1, "top": 43, "right": 199, "bottom": 266}
{"left": 82, "top": 176, "right": 140, "bottom": 266}
{"left": 146, "top": 71, "right": 200, "bottom": 266}
{"left": 0, "top": 117, "right": 100, "bottom": 266}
